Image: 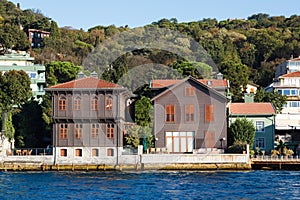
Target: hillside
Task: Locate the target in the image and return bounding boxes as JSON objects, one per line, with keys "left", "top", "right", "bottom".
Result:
{"left": 1, "top": 0, "right": 300, "bottom": 88}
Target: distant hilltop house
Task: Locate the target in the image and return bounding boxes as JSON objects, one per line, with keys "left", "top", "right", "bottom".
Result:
{"left": 228, "top": 102, "right": 276, "bottom": 153}
{"left": 45, "top": 73, "right": 134, "bottom": 164}
{"left": 28, "top": 29, "right": 50, "bottom": 48}
{"left": 0, "top": 50, "right": 46, "bottom": 99}
{"left": 150, "top": 75, "right": 229, "bottom": 153}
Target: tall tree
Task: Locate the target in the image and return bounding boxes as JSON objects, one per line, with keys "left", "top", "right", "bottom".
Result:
{"left": 0, "top": 70, "right": 32, "bottom": 141}
{"left": 220, "top": 61, "right": 249, "bottom": 102}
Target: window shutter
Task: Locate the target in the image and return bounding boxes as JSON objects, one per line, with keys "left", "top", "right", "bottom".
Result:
{"left": 205, "top": 104, "right": 214, "bottom": 122}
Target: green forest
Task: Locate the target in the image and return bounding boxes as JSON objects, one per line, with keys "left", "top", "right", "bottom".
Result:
{"left": 0, "top": 0, "right": 297, "bottom": 147}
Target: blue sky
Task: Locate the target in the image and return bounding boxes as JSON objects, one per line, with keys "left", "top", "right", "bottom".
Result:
{"left": 10, "top": 0, "right": 300, "bottom": 30}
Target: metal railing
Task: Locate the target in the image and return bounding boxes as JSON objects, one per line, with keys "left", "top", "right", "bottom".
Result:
{"left": 251, "top": 155, "right": 300, "bottom": 161}
{"left": 8, "top": 148, "right": 53, "bottom": 156}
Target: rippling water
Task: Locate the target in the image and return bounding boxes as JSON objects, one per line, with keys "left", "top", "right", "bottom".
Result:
{"left": 0, "top": 170, "right": 299, "bottom": 199}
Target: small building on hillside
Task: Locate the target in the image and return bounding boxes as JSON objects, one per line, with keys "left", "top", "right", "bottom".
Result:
{"left": 150, "top": 76, "right": 228, "bottom": 153}
{"left": 228, "top": 103, "right": 276, "bottom": 153}
{"left": 0, "top": 51, "right": 46, "bottom": 99}
{"left": 28, "top": 29, "right": 50, "bottom": 48}
{"left": 46, "top": 74, "right": 134, "bottom": 164}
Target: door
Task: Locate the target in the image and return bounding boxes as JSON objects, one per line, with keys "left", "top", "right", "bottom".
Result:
{"left": 165, "top": 131, "right": 195, "bottom": 153}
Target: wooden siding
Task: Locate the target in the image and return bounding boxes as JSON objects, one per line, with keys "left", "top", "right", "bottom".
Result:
{"left": 51, "top": 89, "right": 132, "bottom": 148}
{"left": 154, "top": 79, "right": 227, "bottom": 150}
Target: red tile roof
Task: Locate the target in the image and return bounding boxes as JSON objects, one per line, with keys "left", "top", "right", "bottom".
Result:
{"left": 151, "top": 79, "right": 227, "bottom": 88}
{"left": 48, "top": 77, "right": 121, "bottom": 89}
{"left": 229, "top": 103, "right": 275, "bottom": 115}
{"left": 290, "top": 57, "right": 300, "bottom": 61}
{"left": 280, "top": 71, "right": 300, "bottom": 78}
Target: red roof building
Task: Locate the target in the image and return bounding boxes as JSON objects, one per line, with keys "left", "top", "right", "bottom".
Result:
{"left": 228, "top": 102, "right": 276, "bottom": 153}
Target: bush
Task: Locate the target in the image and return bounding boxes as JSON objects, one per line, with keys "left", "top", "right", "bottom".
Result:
{"left": 227, "top": 141, "right": 247, "bottom": 153}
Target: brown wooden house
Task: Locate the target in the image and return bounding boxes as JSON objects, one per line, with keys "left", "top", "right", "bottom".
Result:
{"left": 46, "top": 75, "right": 133, "bottom": 162}
{"left": 150, "top": 76, "right": 228, "bottom": 153}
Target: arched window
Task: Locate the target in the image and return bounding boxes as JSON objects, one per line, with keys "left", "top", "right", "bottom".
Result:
{"left": 106, "top": 96, "right": 113, "bottom": 110}
{"left": 58, "top": 96, "right": 66, "bottom": 111}
{"left": 90, "top": 96, "right": 98, "bottom": 110}
{"left": 74, "top": 96, "right": 81, "bottom": 110}
{"left": 74, "top": 124, "right": 82, "bottom": 139}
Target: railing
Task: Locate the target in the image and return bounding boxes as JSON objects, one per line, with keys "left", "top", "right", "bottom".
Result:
{"left": 251, "top": 155, "right": 300, "bottom": 162}
{"left": 8, "top": 148, "right": 53, "bottom": 156}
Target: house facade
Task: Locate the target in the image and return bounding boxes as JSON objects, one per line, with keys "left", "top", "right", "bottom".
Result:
{"left": 228, "top": 103, "right": 276, "bottom": 153}
{"left": 46, "top": 75, "right": 133, "bottom": 164}
{"left": 151, "top": 76, "right": 228, "bottom": 153}
{"left": 0, "top": 51, "right": 46, "bottom": 99}
{"left": 272, "top": 71, "right": 300, "bottom": 144}
{"left": 28, "top": 29, "right": 50, "bottom": 48}
{"left": 275, "top": 57, "right": 300, "bottom": 78}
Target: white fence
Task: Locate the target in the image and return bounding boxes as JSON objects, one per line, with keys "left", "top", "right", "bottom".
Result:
{"left": 141, "top": 154, "right": 249, "bottom": 164}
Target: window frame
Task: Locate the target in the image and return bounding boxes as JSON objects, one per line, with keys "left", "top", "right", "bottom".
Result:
{"left": 166, "top": 104, "right": 175, "bottom": 122}
{"left": 74, "top": 124, "right": 83, "bottom": 139}
{"left": 185, "top": 104, "right": 195, "bottom": 122}
{"left": 106, "top": 124, "right": 114, "bottom": 138}
{"left": 205, "top": 104, "right": 214, "bottom": 123}
{"left": 58, "top": 96, "right": 66, "bottom": 111}
{"left": 106, "top": 96, "right": 113, "bottom": 111}
{"left": 185, "top": 86, "right": 195, "bottom": 96}
{"left": 91, "top": 123, "right": 100, "bottom": 138}
{"left": 59, "top": 124, "right": 68, "bottom": 139}
{"left": 255, "top": 137, "right": 265, "bottom": 149}
{"left": 255, "top": 121, "right": 265, "bottom": 132}
{"left": 74, "top": 96, "right": 81, "bottom": 111}
{"left": 60, "top": 149, "right": 67, "bottom": 157}
{"left": 75, "top": 148, "right": 82, "bottom": 157}
{"left": 90, "top": 96, "right": 98, "bottom": 110}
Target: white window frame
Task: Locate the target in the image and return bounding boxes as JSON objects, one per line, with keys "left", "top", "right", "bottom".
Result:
{"left": 255, "top": 137, "right": 265, "bottom": 149}
{"left": 255, "top": 121, "right": 265, "bottom": 132}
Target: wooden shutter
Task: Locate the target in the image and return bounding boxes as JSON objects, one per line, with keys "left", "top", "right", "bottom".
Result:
{"left": 205, "top": 104, "right": 214, "bottom": 122}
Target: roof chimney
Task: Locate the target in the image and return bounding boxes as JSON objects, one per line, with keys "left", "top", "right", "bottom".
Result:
{"left": 91, "top": 71, "right": 98, "bottom": 79}
{"left": 216, "top": 72, "right": 223, "bottom": 80}
{"left": 77, "top": 71, "right": 86, "bottom": 79}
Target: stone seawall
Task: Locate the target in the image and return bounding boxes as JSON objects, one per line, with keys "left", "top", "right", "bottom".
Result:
{"left": 0, "top": 153, "right": 251, "bottom": 171}
{"left": 0, "top": 163, "right": 252, "bottom": 171}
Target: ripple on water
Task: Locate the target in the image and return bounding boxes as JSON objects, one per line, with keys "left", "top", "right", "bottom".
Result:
{"left": 0, "top": 170, "right": 299, "bottom": 199}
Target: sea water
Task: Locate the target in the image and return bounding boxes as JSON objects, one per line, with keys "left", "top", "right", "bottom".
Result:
{"left": 0, "top": 170, "right": 299, "bottom": 199}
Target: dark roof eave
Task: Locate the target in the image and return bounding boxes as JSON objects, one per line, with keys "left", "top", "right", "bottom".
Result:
{"left": 45, "top": 87, "right": 127, "bottom": 92}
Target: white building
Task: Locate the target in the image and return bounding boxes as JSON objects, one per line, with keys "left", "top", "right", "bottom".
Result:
{"left": 0, "top": 51, "right": 46, "bottom": 99}
{"left": 275, "top": 56, "right": 300, "bottom": 78}
{"left": 273, "top": 71, "right": 300, "bottom": 143}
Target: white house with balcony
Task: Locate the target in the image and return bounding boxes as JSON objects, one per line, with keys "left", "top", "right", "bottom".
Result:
{"left": 0, "top": 51, "right": 46, "bottom": 100}
{"left": 273, "top": 71, "right": 300, "bottom": 144}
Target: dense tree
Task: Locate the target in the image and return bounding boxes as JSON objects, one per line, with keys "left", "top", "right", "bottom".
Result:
{"left": 220, "top": 61, "right": 249, "bottom": 102}
{"left": 169, "top": 61, "right": 213, "bottom": 79}
{"left": 134, "top": 96, "right": 153, "bottom": 126}
{"left": 228, "top": 118, "right": 255, "bottom": 149}
{"left": 254, "top": 87, "right": 287, "bottom": 113}
{"left": 13, "top": 100, "right": 50, "bottom": 148}
{"left": 0, "top": 70, "right": 32, "bottom": 141}
{"left": 46, "top": 61, "right": 82, "bottom": 86}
